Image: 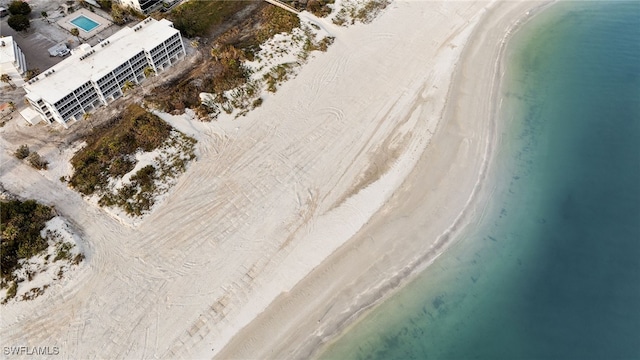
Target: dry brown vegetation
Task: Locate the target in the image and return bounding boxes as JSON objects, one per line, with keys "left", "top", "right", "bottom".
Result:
{"left": 281, "top": 0, "right": 334, "bottom": 17}
{"left": 166, "top": 0, "right": 258, "bottom": 38}
{"left": 146, "top": 4, "right": 300, "bottom": 118}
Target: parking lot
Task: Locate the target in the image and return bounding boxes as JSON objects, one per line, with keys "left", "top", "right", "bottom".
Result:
{"left": 1, "top": 17, "right": 64, "bottom": 72}
{"left": 0, "top": 4, "right": 121, "bottom": 74}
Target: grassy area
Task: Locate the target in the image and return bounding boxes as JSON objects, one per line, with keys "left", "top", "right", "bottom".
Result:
{"left": 0, "top": 199, "right": 54, "bottom": 280}
{"left": 168, "top": 0, "right": 257, "bottom": 38}
{"left": 254, "top": 5, "right": 301, "bottom": 44}
{"left": 69, "top": 104, "right": 172, "bottom": 196}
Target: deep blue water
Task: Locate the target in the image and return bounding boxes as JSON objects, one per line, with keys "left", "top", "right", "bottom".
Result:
{"left": 320, "top": 2, "right": 640, "bottom": 359}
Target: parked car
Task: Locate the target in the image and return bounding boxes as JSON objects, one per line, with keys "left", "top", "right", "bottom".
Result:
{"left": 57, "top": 48, "right": 70, "bottom": 57}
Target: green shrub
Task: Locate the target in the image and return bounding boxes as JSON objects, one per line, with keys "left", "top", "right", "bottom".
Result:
{"left": 108, "top": 165, "right": 158, "bottom": 216}
{"left": 318, "top": 36, "right": 335, "bottom": 52}
{"left": 5, "top": 282, "right": 17, "bottom": 301}
{"left": 54, "top": 242, "right": 73, "bottom": 262}
{"left": 72, "top": 253, "right": 85, "bottom": 265}
{"left": 8, "top": 0, "right": 31, "bottom": 15}
{"left": 27, "top": 152, "right": 48, "bottom": 170}
{"left": 24, "top": 68, "right": 40, "bottom": 81}
{"left": 14, "top": 145, "right": 29, "bottom": 160}
{"left": 97, "top": 0, "right": 112, "bottom": 10}
{"left": 1, "top": 200, "right": 54, "bottom": 279}
{"left": 7, "top": 14, "right": 30, "bottom": 32}
{"left": 108, "top": 157, "right": 135, "bottom": 176}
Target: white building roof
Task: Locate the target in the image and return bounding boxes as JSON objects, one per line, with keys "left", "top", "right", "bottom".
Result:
{"left": 24, "top": 18, "right": 179, "bottom": 105}
{"left": 0, "top": 36, "right": 18, "bottom": 65}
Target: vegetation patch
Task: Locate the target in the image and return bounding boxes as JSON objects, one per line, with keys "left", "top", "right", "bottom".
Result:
{"left": 69, "top": 104, "right": 172, "bottom": 196}
{"left": 95, "top": 0, "right": 144, "bottom": 25}
{"left": 279, "top": 0, "right": 335, "bottom": 17}
{"left": 1, "top": 211, "right": 84, "bottom": 305}
{"left": 14, "top": 145, "right": 30, "bottom": 160}
{"left": 263, "top": 63, "right": 295, "bottom": 93}
{"left": 97, "top": 130, "right": 196, "bottom": 216}
{"left": 1, "top": 200, "right": 54, "bottom": 281}
{"left": 69, "top": 105, "right": 196, "bottom": 217}
{"left": 26, "top": 152, "right": 48, "bottom": 170}
{"left": 6, "top": 0, "right": 32, "bottom": 32}
{"left": 332, "top": 0, "right": 390, "bottom": 26}
{"left": 254, "top": 5, "right": 301, "bottom": 45}
{"left": 167, "top": 0, "right": 256, "bottom": 38}
{"left": 146, "top": 4, "right": 314, "bottom": 119}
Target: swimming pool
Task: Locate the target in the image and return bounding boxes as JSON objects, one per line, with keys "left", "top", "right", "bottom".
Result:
{"left": 70, "top": 15, "right": 99, "bottom": 32}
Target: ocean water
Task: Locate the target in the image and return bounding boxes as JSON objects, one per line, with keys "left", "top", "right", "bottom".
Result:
{"left": 319, "top": 2, "right": 640, "bottom": 359}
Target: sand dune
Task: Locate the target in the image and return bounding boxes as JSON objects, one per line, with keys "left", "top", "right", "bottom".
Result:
{"left": 0, "top": 1, "right": 549, "bottom": 359}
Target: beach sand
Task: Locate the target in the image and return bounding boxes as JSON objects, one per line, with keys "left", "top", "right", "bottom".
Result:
{"left": 215, "top": 1, "right": 551, "bottom": 359}
{"left": 0, "top": 1, "right": 549, "bottom": 359}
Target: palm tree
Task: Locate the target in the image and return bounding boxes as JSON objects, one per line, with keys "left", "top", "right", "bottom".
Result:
{"left": 70, "top": 27, "right": 80, "bottom": 43}
{"left": 8, "top": 102, "right": 16, "bottom": 112}
{"left": 143, "top": 66, "right": 155, "bottom": 82}
{"left": 41, "top": 11, "right": 49, "bottom": 23}
{"left": 121, "top": 80, "right": 135, "bottom": 96}
{"left": 82, "top": 112, "right": 94, "bottom": 128}
{"left": 1, "top": 74, "right": 14, "bottom": 89}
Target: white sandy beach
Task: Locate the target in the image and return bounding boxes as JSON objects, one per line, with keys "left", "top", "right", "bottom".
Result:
{"left": 0, "top": 1, "right": 549, "bottom": 359}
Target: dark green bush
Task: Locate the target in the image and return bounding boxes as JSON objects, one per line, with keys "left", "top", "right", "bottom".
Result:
{"left": 7, "top": 14, "right": 30, "bottom": 32}
{"left": 97, "top": 0, "right": 112, "bottom": 10}
{"left": 1, "top": 200, "right": 54, "bottom": 279}
{"left": 8, "top": 0, "right": 31, "bottom": 15}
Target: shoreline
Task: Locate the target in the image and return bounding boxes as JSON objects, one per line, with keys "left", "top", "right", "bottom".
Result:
{"left": 216, "top": 2, "right": 554, "bottom": 359}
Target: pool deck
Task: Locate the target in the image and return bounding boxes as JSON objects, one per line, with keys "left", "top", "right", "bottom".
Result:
{"left": 56, "top": 9, "right": 111, "bottom": 41}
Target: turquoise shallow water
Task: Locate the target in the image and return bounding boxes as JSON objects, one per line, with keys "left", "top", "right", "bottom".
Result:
{"left": 320, "top": 2, "right": 640, "bottom": 359}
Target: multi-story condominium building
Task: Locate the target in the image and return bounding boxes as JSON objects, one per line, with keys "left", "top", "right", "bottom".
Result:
{"left": 0, "top": 36, "right": 27, "bottom": 87}
{"left": 24, "top": 18, "right": 185, "bottom": 127}
{"left": 114, "top": 0, "right": 163, "bottom": 14}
